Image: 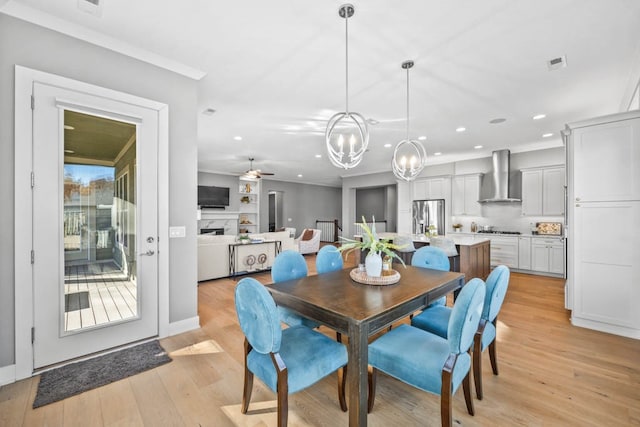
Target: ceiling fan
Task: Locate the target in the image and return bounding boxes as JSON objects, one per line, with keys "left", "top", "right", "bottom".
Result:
{"left": 239, "top": 157, "right": 274, "bottom": 179}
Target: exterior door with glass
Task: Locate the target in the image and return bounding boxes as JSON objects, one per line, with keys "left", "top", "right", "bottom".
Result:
{"left": 32, "top": 81, "right": 159, "bottom": 369}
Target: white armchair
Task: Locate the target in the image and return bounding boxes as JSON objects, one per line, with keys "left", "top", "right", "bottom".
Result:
{"left": 295, "top": 228, "right": 321, "bottom": 255}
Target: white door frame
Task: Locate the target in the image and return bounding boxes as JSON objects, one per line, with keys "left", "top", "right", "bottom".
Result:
{"left": 14, "top": 65, "right": 170, "bottom": 380}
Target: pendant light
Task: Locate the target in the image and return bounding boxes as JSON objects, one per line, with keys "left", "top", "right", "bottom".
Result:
{"left": 392, "top": 60, "right": 426, "bottom": 181}
{"left": 325, "top": 3, "right": 369, "bottom": 169}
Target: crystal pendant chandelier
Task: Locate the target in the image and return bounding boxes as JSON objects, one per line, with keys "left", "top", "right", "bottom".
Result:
{"left": 392, "top": 60, "right": 427, "bottom": 181}
{"left": 325, "top": 3, "right": 369, "bottom": 170}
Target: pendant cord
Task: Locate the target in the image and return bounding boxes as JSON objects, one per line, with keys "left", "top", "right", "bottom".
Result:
{"left": 406, "top": 66, "right": 410, "bottom": 141}
{"left": 345, "top": 15, "right": 349, "bottom": 114}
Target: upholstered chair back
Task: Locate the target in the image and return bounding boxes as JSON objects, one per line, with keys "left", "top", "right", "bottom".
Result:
{"left": 411, "top": 246, "right": 450, "bottom": 271}
{"left": 271, "top": 250, "right": 308, "bottom": 283}
{"left": 316, "top": 245, "right": 344, "bottom": 274}
{"left": 447, "top": 278, "right": 486, "bottom": 355}
{"left": 483, "top": 265, "right": 510, "bottom": 323}
{"left": 234, "top": 277, "right": 282, "bottom": 354}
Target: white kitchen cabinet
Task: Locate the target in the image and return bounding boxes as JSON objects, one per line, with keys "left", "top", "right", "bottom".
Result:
{"left": 521, "top": 166, "right": 565, "bottom": 216}
{"left": 488, "top": 236, "right": 518, "bottom": 269}
{"left": 518, "top": 236, "right": 531, "bottom": 270}
{"left": 452, "top": 174, "right": 482, "bottom": 216}
{"left": 531, "top": 237, "right": 564, "bottom": 274}
{"left": 413, "top": 176, "right": 450, "bottom": 200}
{"left": 566, "top": 110, "right": 640, "bottom": 338}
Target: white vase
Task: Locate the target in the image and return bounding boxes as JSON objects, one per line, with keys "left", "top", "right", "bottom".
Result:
{"left": 365, "top": 251, "right": 383, "bottom": 277}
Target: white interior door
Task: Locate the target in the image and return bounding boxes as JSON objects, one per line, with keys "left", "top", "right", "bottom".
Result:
{"left": 32, "top": 82, "right": 159, "bottom": 368}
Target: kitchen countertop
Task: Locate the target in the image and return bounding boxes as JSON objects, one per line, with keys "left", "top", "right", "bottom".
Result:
{"left": 376, "top": 232, "right": 491, "bottom": 246}
{"left": 452, "top": 232, "right": 564, "bottom": 239}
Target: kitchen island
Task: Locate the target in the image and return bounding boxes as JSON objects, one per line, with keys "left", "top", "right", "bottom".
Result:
{"left": 371, "top": 233, "right": 491, "bottom": 282}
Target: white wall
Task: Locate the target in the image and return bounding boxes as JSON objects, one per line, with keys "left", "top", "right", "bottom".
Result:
{"left": 0, "top": 15, "right": 199, "bottom": 369}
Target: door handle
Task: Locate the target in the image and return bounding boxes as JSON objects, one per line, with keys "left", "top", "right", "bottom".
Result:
{"left": 140, "top": 250, "right": 155, "bottom": 256}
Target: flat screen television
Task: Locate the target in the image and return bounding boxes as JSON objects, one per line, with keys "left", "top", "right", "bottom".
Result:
{"left": 198, "top": 185, "right": 230, "bottom": 208}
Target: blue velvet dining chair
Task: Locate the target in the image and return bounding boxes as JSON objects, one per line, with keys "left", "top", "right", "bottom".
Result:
{"left": 271, "top": 250, "right": 319, "bottom": 328}
{"left": 315, "top": 245, "right": 344, "bottom": 274}
{"left": 367, "top": 278, "right": 486, "bottom": 427}
{"left": 411, "top": 265, "right": 510, "bottom": 399}
{"left": 412, "top": 245, "right": 451, "bottom": 307}
{"left": 234, "top": 277, "right": 348, "bottom": 426}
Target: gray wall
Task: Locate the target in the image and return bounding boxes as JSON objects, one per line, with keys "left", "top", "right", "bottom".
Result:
{"left": 356, "top": 187, "right": 386, "bottom": 222}
{"left": 0, "top": 15, "right": 199, "bottom": 368}
{"left": 197, "top": 172, "right": 342, "bottom": 236}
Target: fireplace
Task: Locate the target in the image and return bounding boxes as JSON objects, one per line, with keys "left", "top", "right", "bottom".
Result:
{"left": 200, "top": 228, "right": 224, "bottom": 235}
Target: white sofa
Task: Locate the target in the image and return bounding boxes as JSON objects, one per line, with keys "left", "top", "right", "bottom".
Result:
{"left": 197, "top": 230, "right": 296, "bottom": 281}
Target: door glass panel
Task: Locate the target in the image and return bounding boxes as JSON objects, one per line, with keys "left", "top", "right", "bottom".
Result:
{"left": 63, "top": 110, "right": 138, "bottom": 333}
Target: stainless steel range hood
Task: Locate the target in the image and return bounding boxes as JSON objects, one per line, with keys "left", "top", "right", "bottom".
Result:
{"left": 478, "top": 149, "right": 521, "bottom": 203}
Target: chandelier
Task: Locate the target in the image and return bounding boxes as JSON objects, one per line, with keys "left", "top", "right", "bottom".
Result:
{"left": 325, "top": 3, "right": 369, "bottom": 170}
{"left": 392, "top": 60, "right": 426, "bottom": 181}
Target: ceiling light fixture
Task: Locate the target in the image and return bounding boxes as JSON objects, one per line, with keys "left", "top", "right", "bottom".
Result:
{"left": 533, "top": 114, "right": 546, "bottom": 120}
{"left": 325, "top": 4, "right": 369, "bottom": 170}
{"left": 542, "top": 133, "right": 553, "bottom": 138}
{"left": 474, "top": 145, "right": 483, "bottom": 149}
{"left": 384, "top": 143, "right": 392, "bottom": 148}
{"left": 456, "top": 127, "right": 466, "bottom": 132}
{"left": 315, "top": 154, "right": 322, "bottom": 158}
{"left": 418, "top": 136, "right": 427, "bottom": 141}
{"left": 434, "top": 152, "right": 442, "bottom": 156}
{"left": 233, "top": 136, "right": 242, "bottom": 141}
{"left": 392, "top": 60, "right": 427, "bottom": 182}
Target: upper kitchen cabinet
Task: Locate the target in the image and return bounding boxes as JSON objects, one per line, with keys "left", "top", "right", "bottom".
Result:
{"left": 521, "top": 166, "right": 565, "bottom": 216}
{"left": 569, "top": 114, "right": 640, "bottom": 202}
{"left": 412, "top": 176, "right": 451, "bottom": 200}
{"left": 452, "top": 174, "right": 482, "bottom": 216}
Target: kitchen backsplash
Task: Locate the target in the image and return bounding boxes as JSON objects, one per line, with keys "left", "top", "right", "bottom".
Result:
{"left": 450, "top": 202, "right": 564, "bottom": 234}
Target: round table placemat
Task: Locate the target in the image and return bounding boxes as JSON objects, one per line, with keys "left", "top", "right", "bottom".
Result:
{"left": 350, "top": 268, "right": 401, "bottom": 286}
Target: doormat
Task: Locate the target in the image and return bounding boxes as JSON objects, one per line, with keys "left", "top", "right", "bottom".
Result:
{"left": 33, "top": 340, "right": 171, "bottom": 408}
{"left": 65, "top": 291, "right": 90, "bottom": 312}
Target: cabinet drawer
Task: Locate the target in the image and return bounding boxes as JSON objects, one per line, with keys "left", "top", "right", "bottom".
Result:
{"left": 489, "top": 237, "right": 518, "bottom": 268}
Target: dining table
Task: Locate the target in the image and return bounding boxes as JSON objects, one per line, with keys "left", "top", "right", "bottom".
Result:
{"left": 266, "top": 265, "right": 465, "bottom": 427}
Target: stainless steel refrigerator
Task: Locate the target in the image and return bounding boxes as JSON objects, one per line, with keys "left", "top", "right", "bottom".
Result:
{"left": 412, "top": 199, "right": 445, "bottom": 235}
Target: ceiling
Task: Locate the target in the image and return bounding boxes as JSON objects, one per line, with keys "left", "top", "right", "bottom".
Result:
{"left": 5, "top": 0, "right": 640, "bottom": 186}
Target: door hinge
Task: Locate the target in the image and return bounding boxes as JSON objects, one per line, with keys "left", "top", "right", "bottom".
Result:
{"left": 31, "top": 327, "right": 35, "bottom": 344}
{"left": 31, "top": 95, "right": 35, "bottom": 110}
{"left": 31, "top": 250, "right": 34, "bottom": 264}
{"left": 31, "top": 172, "right": 35, "bottom": 188}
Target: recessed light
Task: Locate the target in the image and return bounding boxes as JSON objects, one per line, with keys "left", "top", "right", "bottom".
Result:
{"left": 384, "top": 143, "right": 392, "bottom": 148}
{"left": 202, "top": 108, "right": 216, "bottom": 115}
{"left": 542, "top": 133, "right": 553, "bottom": 138}
{"left": 366, "top": 118, "right": 379, "bottom": 125}
{"left": 456, "top": 127, "right": 466, "bottom": 132}
{"left": 434, "top": 152, "right": 442, "bottom": 156}
{"left": 315, "top": 154, "right": 322, "bottom": 158}
{"left": 489, "top": 118, "right": 506, "bottom": 124}
{"left": 64, "top": 125, "right": 75, "bottom": 130}
{"left": 474, "top": 145, "right": 483, "bottom": 149}
{"left": 418, "top": 136, "right": 427, "bottom": 141}
{"left": 533, "top": 114, "right": 546, "bottom": 120}
{"left": 297, "top": 174, "right": 303, "bottom": 178}
{"left": 233, "top": 136, "right": 242, "bottom": 141}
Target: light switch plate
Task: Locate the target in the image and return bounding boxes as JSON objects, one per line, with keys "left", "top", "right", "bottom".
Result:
{"left": 169, "top": 226, "right": 186, "bottom": 238}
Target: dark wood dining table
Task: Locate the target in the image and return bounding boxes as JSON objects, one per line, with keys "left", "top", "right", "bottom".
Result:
{"left": 266, "top": 265, "right": 465, "bottom": 427}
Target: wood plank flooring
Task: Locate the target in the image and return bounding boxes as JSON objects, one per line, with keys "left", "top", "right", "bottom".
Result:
{"left": 2, "top": 253, "right": 640, "bottom": 426}
{"left": 64, "top": 262, "right": 137, "bottom": 331}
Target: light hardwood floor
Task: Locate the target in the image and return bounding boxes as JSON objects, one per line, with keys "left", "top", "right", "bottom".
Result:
{"left": 2, "top": 253, "right": 640, "bottom": 426}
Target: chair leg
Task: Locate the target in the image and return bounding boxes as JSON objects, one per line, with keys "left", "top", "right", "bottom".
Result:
{"left": 462, "top": 371, "right": 475, "bottom": 416}
{"left": 338, "top": 365, "right": 348, "bottom": 412}
{"left": 489, "top": 340, "right": 499, "bottom": 375}
{"left": 271, "top": 353, "right": 288, "bottom": 427}
{"left": 473, "top": 333, "right": 483, "bottom": 400}
{"left": 242, "top": 339, "right": 254, "bottom": 413}
{"left": 367, "top": 366, "right": 377, "bottom": 413}
{"left": 441, "top": 354, "right": 457, "bottom": 427}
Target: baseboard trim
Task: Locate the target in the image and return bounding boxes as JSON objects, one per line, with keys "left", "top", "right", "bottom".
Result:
{"left": 167, "top": 316, "right": 200, "bottom": 337}
{"left": 0, "top": 364, "right": 16, "bottom": 386}
{"left": 571, "top": 316, "right": 640, "bottom": 339}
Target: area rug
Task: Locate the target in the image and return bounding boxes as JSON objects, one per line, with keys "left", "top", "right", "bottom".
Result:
{"left": 33, "top": 340, "right": 171, "bottom": 408}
